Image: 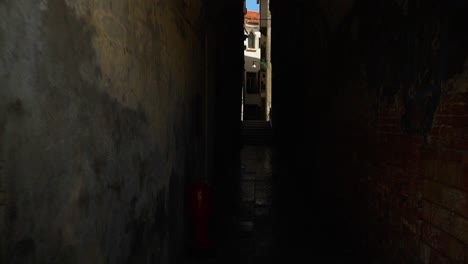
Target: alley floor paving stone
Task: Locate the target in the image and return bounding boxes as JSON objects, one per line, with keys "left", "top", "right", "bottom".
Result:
{"left": 237, "top": 145, "right": 275, "bottom": 263}
{"left": 185, "top": 144, "right": 276, "bottom": 264}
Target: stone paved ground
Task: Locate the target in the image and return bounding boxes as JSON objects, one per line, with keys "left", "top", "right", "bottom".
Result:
{"left": 184, "top": 141, "right": 368, "bottom": 264}
{"left": 185, "top": 144, "right": 277, "bottom": 264}
{"left": 237, "top": 145, "right": 275, "bottom": 264}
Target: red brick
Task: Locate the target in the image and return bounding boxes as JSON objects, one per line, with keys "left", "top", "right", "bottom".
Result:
{"left": 437, "top": 103, "right": 468, "bottom": 116}
{"left": 432, "top": 127, "right": 468, "bottom": 139}
{"left": 423, "top": 160, "right": 463, "bottom": 188}
{"left": 423, "top": 180, "right": 468, "bottom": 218}
{"left": 422, "top": 223, "right": 464, "bottom": 262}
{"left": 429, "top": 137, "right": 468, "bottom": 151}
{"left": 402, "top": 176, "right": 423, "bottom": 196}
{"left": 422, "top": 148, "right": 463, "bottom": 162}
{"left": 422, "top": 200, "right": 435, "bottom": 225}
{"left": 399, "top": 231, "right": 421, "bottom": 261}
{"left": 460, "top": 166, "right": 468, "bottom": 192}
{"left": 420, "top": 242, "right": 454, "bottom": 264}
{"left": 443, "top": 92, "right": 468, "bottom": 104}
{"left": 428, "top": 137, "right": 451, "bottom": 149}
{"left": 422, "top": 201, "right": 468, "bottom": 245}
{"left": 433, "top": 116, "right": 468, "bottom": 128}
{"left": 408, "top": 161, "right": 424, "bottom": 177}
{"left": 446, "top": 138, "right": 468, "bottom": 151}
{"left": 401, "top": 212, "right": 423, "bottom": 236}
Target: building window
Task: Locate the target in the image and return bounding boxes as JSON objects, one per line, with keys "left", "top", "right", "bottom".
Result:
{"left": 246, "top": 72, "right": 258, "bottom": 94}
{"left": 248, "top": 32, "right": 256, "bottom": 49}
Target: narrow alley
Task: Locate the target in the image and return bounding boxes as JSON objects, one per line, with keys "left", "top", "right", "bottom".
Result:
{"left": 2, "top": 0, "right": 468, "bottom": 263}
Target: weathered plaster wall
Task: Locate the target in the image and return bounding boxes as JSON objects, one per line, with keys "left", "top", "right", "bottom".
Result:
{"left": 0, "top": 0, "right": 206, "bottom": 263}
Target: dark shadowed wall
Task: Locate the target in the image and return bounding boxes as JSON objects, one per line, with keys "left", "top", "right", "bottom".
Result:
{"left": 0, "top": 0, "right": 218, "bottom": 263}
{"left": 271, "top": 0, "right": 468, "bottom": 262}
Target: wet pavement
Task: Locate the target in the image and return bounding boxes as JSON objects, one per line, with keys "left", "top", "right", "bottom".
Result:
{"left": 237, "top": 145, "right": 276, "bottom": 263}
{"left": 184, "top": 137, "right": 365, "bottom": 264}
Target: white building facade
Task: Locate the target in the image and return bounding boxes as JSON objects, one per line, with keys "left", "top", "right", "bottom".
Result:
{"left": 242, "top": 11, "right": 264, "bottom": 120}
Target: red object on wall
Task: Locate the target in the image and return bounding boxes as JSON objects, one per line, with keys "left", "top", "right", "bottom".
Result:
{"left": 188, "top": 182, "right": 213, "bottom": 250}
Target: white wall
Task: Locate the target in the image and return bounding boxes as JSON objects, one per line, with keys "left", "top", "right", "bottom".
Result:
{"left": 243, "top": 23, "right": 262, "bottom": 111}
{"left": 244, "top": 30, "right": 262, "bottom": 71}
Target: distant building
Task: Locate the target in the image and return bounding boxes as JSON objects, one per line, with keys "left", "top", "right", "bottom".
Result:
{"left": 243, "top": 11, "right": 263, "bottom": 120}
{"left": 242, "top": 2, "right": 272, "bottom": 121}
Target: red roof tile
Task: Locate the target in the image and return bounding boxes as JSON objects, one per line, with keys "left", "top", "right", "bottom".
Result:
{"left": 245, "top": 11, "right": 259, "bottom": 25}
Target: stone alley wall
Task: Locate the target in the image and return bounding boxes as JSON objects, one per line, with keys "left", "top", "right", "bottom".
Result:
{"left": 0, "top": 0, "right": 207, "bottom": 263}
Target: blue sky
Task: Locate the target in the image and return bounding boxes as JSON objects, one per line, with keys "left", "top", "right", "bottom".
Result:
{"left": 246, "top": 0, "right": 259, "bottom": 11}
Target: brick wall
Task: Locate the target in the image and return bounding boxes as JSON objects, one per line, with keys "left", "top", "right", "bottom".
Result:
{"left": 332, "top": 25, "right": 468, "bottom": 264}
{"left": 277, "top": 0, "right": 468, "bottom": 262}
{"left": 346, "top": 65, "right": 467, "bottom": 263}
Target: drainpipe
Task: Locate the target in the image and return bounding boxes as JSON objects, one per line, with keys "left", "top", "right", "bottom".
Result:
{"left": 266, "top": 2, "right": 272, "bottom": 121}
